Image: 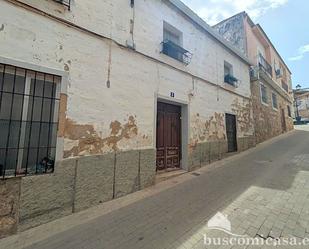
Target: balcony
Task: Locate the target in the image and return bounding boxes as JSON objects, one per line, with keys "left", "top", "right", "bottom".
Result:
{"left": 54, "top": 0, "right": 71, "bottom": 10}
{"left": 258, "top": 54, "right": 272, "bottom": 77}
{"left": 161, "top": 40, "right": 192, "bottom": 65}
{"left": 224, "top": 74, "right": 238, "bottom": 87}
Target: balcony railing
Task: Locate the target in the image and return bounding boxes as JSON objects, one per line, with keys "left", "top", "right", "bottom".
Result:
{"left": 54, "top": 0, "right": 71, "bottom": 10}
{"left": 224, "top": 74, "right": 238, "bottom": 87}
{"left": 258, "top": 53, "right": 272, "bottom": 77}
{"left": 161, "top": 40, "right": 192, "bottom": 65}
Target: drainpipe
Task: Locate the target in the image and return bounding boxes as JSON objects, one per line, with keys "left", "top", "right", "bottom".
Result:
{"left": 126, "top": 0, "right": 136, "bottom": 50}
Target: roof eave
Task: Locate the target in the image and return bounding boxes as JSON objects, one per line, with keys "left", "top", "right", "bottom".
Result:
{"left": 167, "top": 0, "right": 251, "bottom": 66}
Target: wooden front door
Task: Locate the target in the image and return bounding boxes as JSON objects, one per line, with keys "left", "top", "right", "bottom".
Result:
{"left": 281, "top": 109, "right": 287, "bottom": 132}
{"left": 156, "top": 102, "right": 181, "bottom": 171}
{"left": 225, "top": 114, "right": 237, "bottom": 152}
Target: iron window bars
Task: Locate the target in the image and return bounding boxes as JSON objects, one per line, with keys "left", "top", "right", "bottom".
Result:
{"left": 258, "top": 53, "right": 273, "bottom": 77}
{"left": 54, "top": 0, "right": 71, "bottom": 10}
{"left": 161, "top": 40, "right": 192, "bottom": 65}
{"left": 0, "top": 63, "right": 61, "bottom": 179}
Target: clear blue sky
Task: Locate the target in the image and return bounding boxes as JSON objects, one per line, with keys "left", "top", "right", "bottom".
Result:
{"left": 181, "top": 0, "right": 309, "bottom": 89}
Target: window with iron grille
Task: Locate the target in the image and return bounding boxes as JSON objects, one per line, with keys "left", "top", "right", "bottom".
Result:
{"left": 0, "top": 63, "right": 60, "bottom": 179}
{"left": 260, "top": 83, "right": 268, "bottom": 104}
{"left": 272, "top": 92, "right": 278, "bottom": 109}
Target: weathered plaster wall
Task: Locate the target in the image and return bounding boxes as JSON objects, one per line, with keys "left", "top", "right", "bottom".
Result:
{"left": 0, "top": 0, "right": 252, "bottom": 159}
{"left": 0, "top": 0, "right": 255, "bottom": 236}
{"left": 133, "top": 1, "right": 251, "bottom": 98}
{"left": 0, "top": 178, "right": 20, "bottom": 239}
{"left": 189, "top": 86, "right": 254, "bottom": 147}
{"left": 18, "top": 148, "right": 155, "bottom": 231}
{"left": 188, "top": 85, "right": 255, "bottom": 170}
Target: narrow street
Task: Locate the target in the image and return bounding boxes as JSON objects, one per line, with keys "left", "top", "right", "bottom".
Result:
{"left": 2, "top": 127, "right": 309, "bottom": 249}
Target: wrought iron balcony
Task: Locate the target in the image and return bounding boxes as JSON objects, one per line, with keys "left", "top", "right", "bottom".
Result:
{"left": 258, "top": 53, "right": 272, "bottom": 77}
{"left": 224, "top": 74, "right": 238, "bottom": 87}
{"left": 54, "top": 0, "right": 71, "bottom": 10}
{"left": 161, "top": 40, "right": 192, "bottom": 65}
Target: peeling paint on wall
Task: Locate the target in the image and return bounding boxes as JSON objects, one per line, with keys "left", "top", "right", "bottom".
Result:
{"left": 63, "top": 115, "right": 139, "bottom": 158}
{"left": 190, "top": 112, "right": 226, "bottom": 149}
{"left": 231, "top": 98, "right": 253, "bottom": 135}
{"left": 0, "top": 0, "right": 252, "bottom": 164}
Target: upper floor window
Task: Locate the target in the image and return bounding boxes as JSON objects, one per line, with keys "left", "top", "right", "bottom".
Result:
{"left": 260, "top": 83, "right": 268, "bottom": 105}
{"left": 271, "top": 92, "right": 278, "bottom": 109}
{"left": 161, "top": 22, "right": 192, "bottom": 65}
{"left": 0, "top": 63, "right": 60, "bottom": 178}
{"left": 224, "top": 61, "right": 238, "bottom": 87}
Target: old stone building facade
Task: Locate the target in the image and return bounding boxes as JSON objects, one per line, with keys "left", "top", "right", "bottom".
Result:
{"left": 0, "top": 0, "right": 256, "bottom": 237}
{"left": 214, "top": 12, "right": 294, "bottom": 144}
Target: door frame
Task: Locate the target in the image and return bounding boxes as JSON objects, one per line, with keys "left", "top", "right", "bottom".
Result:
{"left": 225, "top": 113, "right": 238, "bottom": 153}
{"left": 154, "top": 94, "right": 189, "bottom": 171}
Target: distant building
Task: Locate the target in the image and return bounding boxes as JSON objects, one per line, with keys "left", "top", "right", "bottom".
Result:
{"left": 214, "top": 12, "right": 294, "bottom": 144}
{"left": 294, "top": 89, "right": 309, "bottom": 121}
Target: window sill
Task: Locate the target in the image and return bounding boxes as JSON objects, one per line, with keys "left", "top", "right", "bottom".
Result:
{"left": 261, "top": 101, "right": 269, "bottom": 107}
